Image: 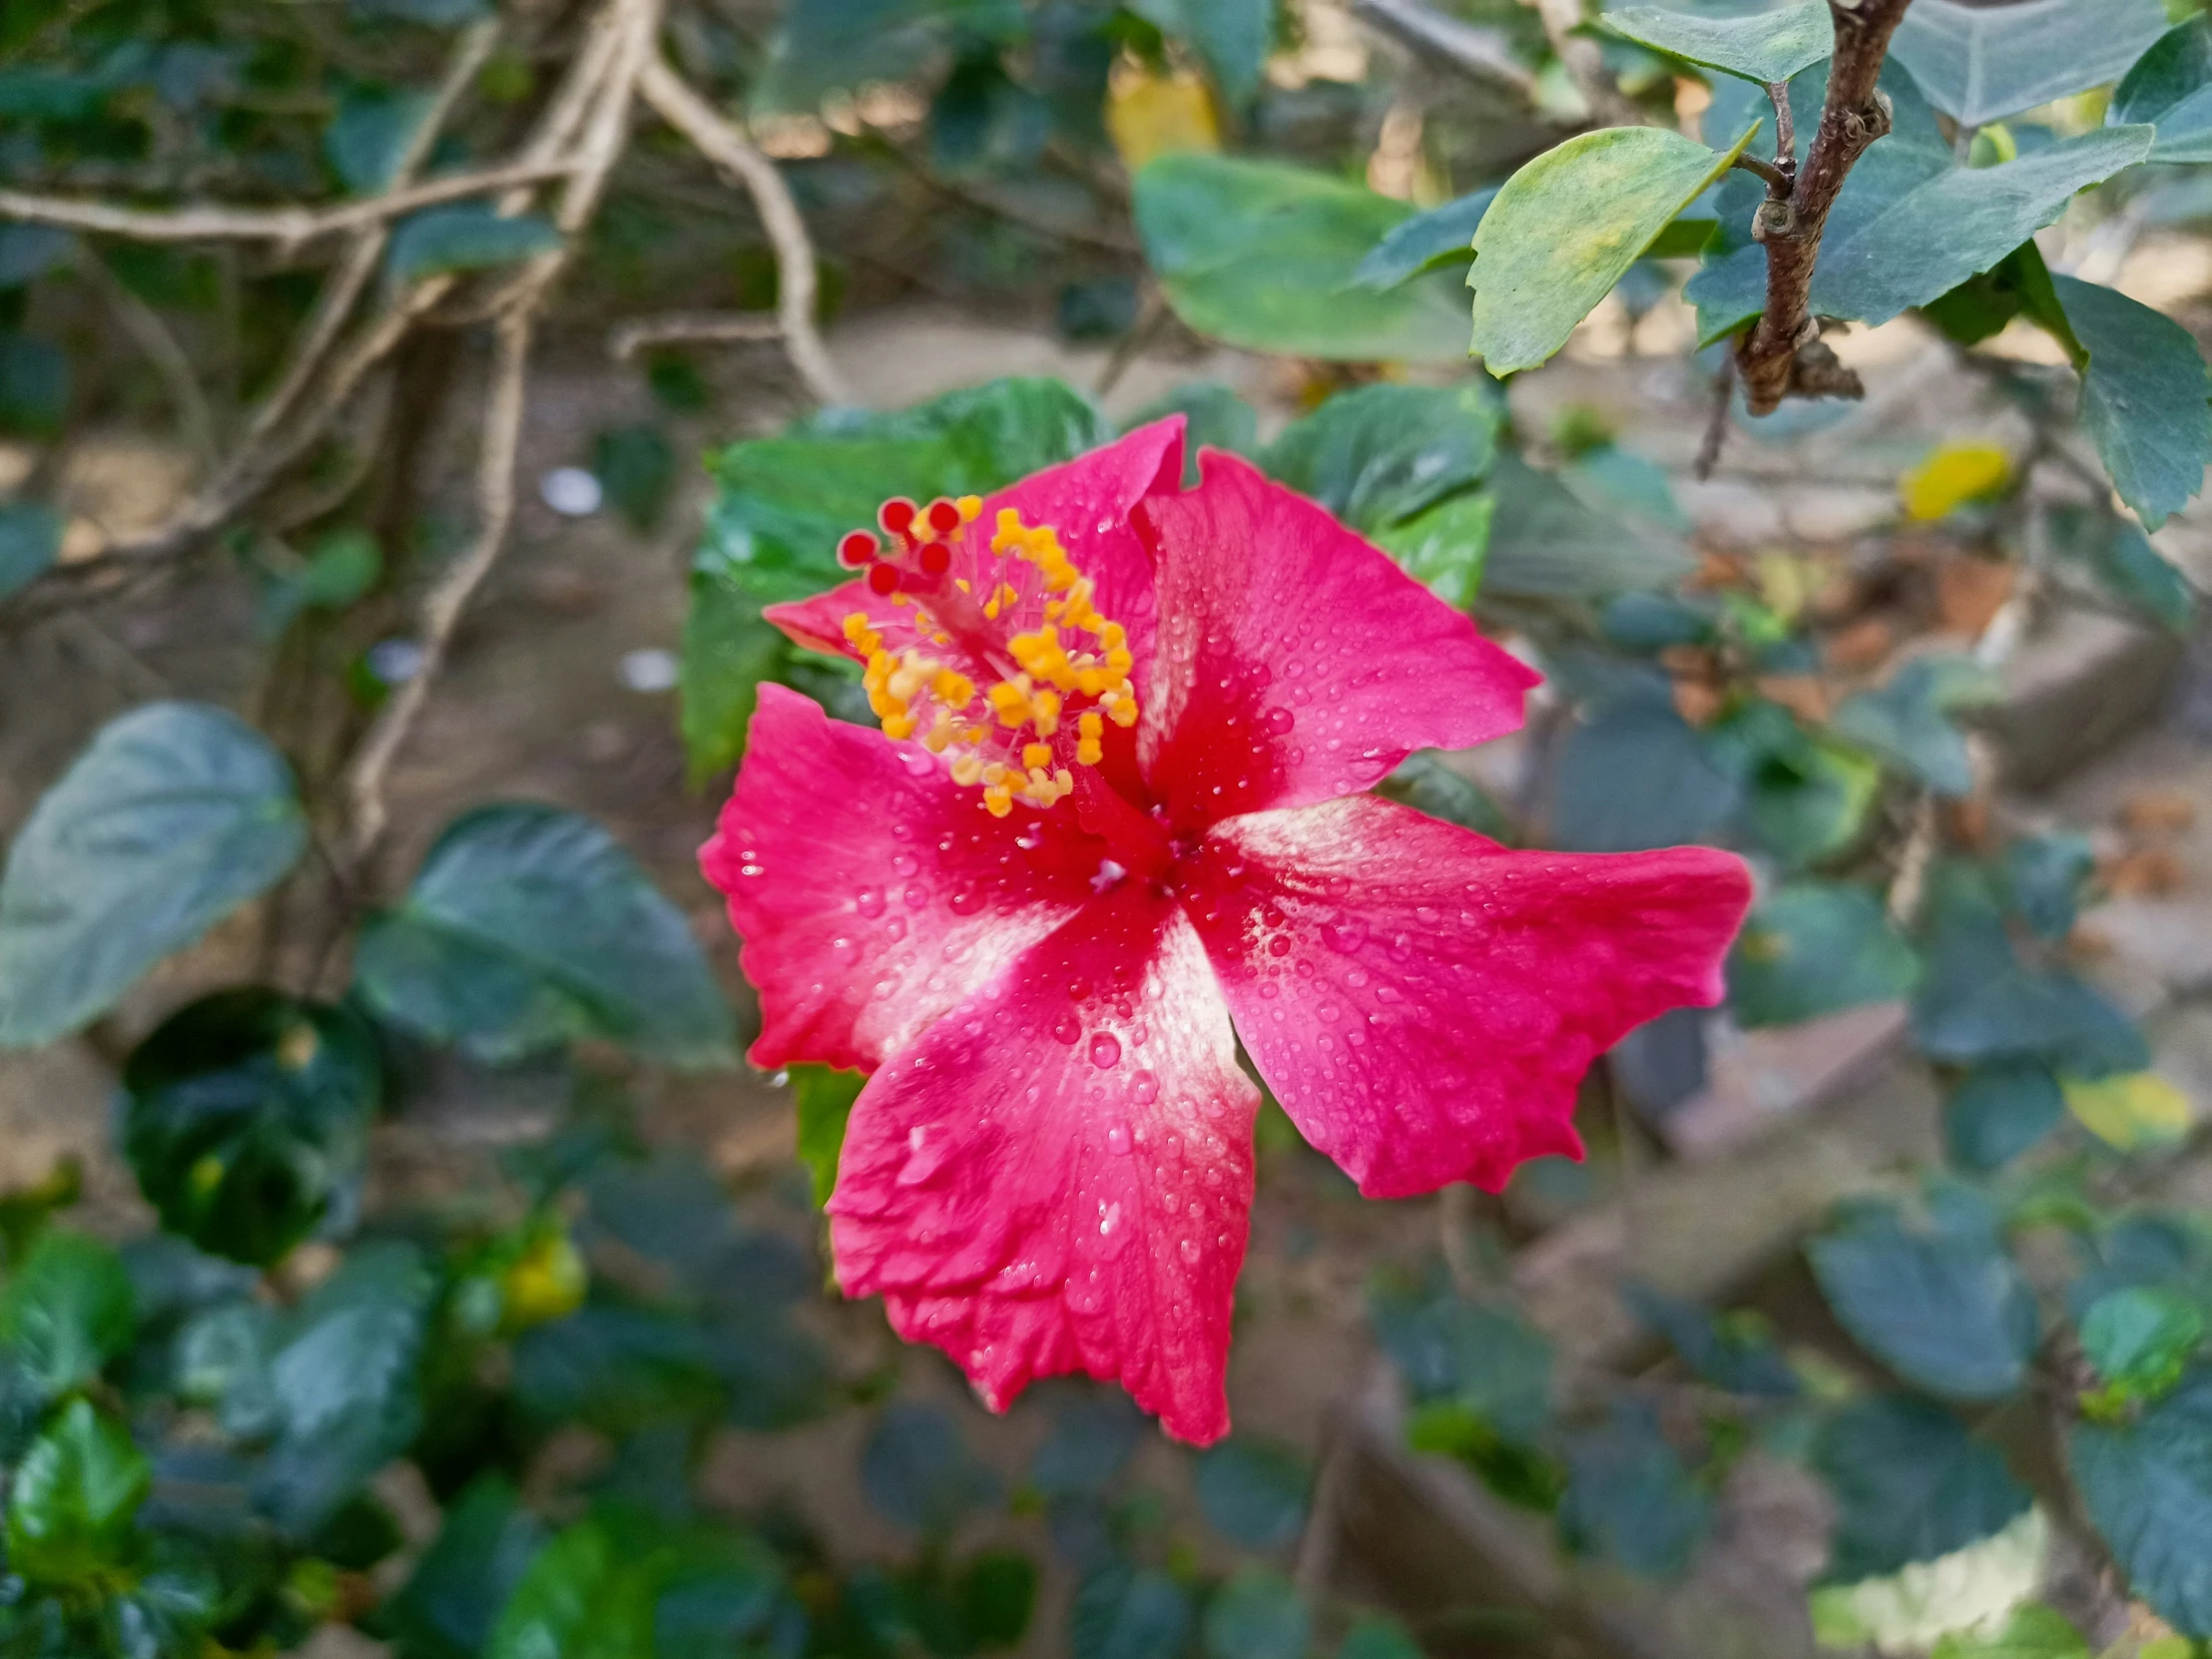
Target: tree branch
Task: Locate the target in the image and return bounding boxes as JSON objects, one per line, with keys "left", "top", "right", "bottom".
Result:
{"left": 608, "top": 309, "right": 783, "bottom": 358}
{"left": 73, "top": 245, "right": 218, "bottom": 469}
{"left": 1349, "top": 0, "right": 1538, "bottom": 100}
{"left": 637, "top": 57, "right": 854, "bottom": 407}
{"left": 1736, "top": 0, "right": 1915, "bottom": 414}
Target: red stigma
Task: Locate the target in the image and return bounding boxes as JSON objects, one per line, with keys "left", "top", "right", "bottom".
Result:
{"left": 878, "top": 498, "right": 916, "bottom": 536}
{"left": 866, "top": 563, "right": 900, "bottom": 595}
{"left": 926, "top": 498, "right": 962, "bottom": 534}
{"left": 918, "top": 542, "right": 952, "bottom": 576}
{"left": 838, "top": 529, "right": 879, "bottom": 568}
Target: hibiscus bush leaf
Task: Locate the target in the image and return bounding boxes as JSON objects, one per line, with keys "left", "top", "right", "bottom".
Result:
{"left": 1624, "top": 1284, "right": 1798, "bottom": 1397}
{"left": 1943, "top": 1060, "right": 2067, "bottom": 1173}
{"left": 791, "top": 1063, "right": 864, "bottom": 1207}
{"left": 1031, "top": 1391, "right": 1146, "bottom": 1498}
{"left": 1372, "top": 493, "right": 1494, "bottom": 610}
{"left": 1072, "top": 1564, "right": 1195, "bottom": 1659}
{"left": 0, "top": 1230, "right": 136, "bottom": 1400}
{"left": 1602, "top": 0, "right": 1832, "bottom": 85}
{"left": 1194, "top": 1437, "right": 1310, "bottom": 1550}
{"left": 1261, "top": 382, "right": 1498, "bottom": 533}
{"left": 1929, "top": 1603, "right": 2089, "bottom": 1659}
{"left": 0, "top": 702, "right": 308, "bottom": 1048}
{"left": 1201, "top": 1567, "right": 1309, "bottom": 1659}
{"left": 1888, "top": 0, "right": 2167, "bottom": 128}
{"left": 2080, "top": 1288, "right": 2204, "bottom": 1404}
{"left": 1484, "top": 451, "right": 1693, "bottom": 596}
{"left": 593, "top": 420, "right": 676, "bottom": 532}
{"left": 1554, "top": 693, "right": 1741, "bottom": 853}
{"left": 1469, "top": 123, "right": 1756, "bottom": 375}
{"left": 1132, "top": 153, "right": 1469, "bottom": 362}
{"left": 352, "top": 803, "right": 734, "bottom": 1068}
{"left": 4, "top": 1397, "right": 151, "bottom": 1590}
{"left": 2001, "top": 831, "right": 2096, "bottom": 941}
{"left": 2112, "top": 17, "right": 2212, "bottom": 164}
{"left": 2068, "top": 1371, "right": 2212, "bottom": 1635}
{"left": 1807, "top": 1204, "right": 2039, "bottom": 1401}
{"left": 385, "top": 205, "right": 561, "bottom": 282}
{"left": 0, "top": 330, "right": 70, "bottom": 435}
{"left": 0, "top": 500, "right": 62, "bottom": 599}
{"left": 862, "top": 1401, "right": 1000, "bottom": 1534}
{"left": 1727, "top": 881, "right": 1918, "bottom": 1028}
{"left": 1830, "top": 656, "right": 2001, "bottom": 797}
{"left": 1377, "top": 752, "right": 1511, "bottom": 841}
{"left": 380, "top": 1476, "right": 548, "bottom": 1659}
{"left": 1554, "top": 1401, "right": 1711, "bottom": 1580}
{"left": 2048, "top": 506, "right": 2196, "bottom": 633}
{"left": 1124, "top": 0, "right": 1270, "bottom": 105}
{"left": 1120, "top": 380, "right": 1257, "bottom": 469}
{"left": 325, "top": 85, "right": 432, "bottom": 194}
{"left": 1351, "top": 185, "right": 1497, "bottom": 291}
{"left": 120, "top": 989, "right": 380, "bottom": 1267}
{"left": 2051, "top": 275, "right": 2212, "bottom": 529}
{"left": 1816, "top": 1395, "right": 2032, "bottom": 1582}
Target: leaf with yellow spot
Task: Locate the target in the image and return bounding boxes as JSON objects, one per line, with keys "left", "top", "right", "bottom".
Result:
{"left": 1901, "top": 442, "right": 2011, "bottom": 521}
{"left": 499, "top": 1226, "right": 587, "bottom": 1334}
{"left": 2062, "top": 1071, "right": 2192, "bottom": 1152}
{"left": 1107, "top": 64, "right": 1219, "bottom": 174}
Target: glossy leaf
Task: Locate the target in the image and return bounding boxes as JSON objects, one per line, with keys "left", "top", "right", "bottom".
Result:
{"left": 1555, "top": 1401, "right": 1710, "bottom": 1579}
{"left": 1943, "top": 1060, "right": 2066, "bottom": 1173}
{"left": 862, "top": 1402, "right": 999, "bottom": 1534}
{"left": 5, "top": 1399, "right": 149, "bottom": 1588}
{"left": 1808, "top": 1205, "right": 2038, "bottom": 1401}
{"left": 2052, "top": 275, "right": 2212, "bottom": 530}
{"left": 791, "top": 1063, "right": 864, "bottom": 1207}
{"left": 1195, "top": 1437, "right": 1310, "bottom": 1550}
{"left": 1134, "top": 153, "right": 1470, "bottom": 362}
{"left": 1889, "top": 0, "right": 2167, "bottom": 128}
{"left": 2069, "top": 1371, "right": 2212, "bottom": 1636}
{"left": 1260, "top": 382, "right": 1497, "bottom": 533}
{"left": 0, "top": 702, "right": 307, "bottom": 1048}
{"left": 0, "top": 1230, "right": 135, "bottom": 1398}
{"left": 1831, "top": 656, "right": 2000, "bottom": 797}
{"left": 1603, "top": 0, "right": 1831, "bottom": 85}
{"left": 1727, "top": 882, "right": 1918, "bottom": 1028}
{"left": 386, "top": 205, "right": 560, "bottom": 282}
{"left": 2111, "top": 18, "right": 2212, "bottom": 164}
{"left": 1469, "top": 124, "right": 1756, "bottom": 374}
{"left": 1072, "top": 1565, "right": 1194, "bottom": 1659}
{"left": 352, "top": 803, "right": 737, "bottom": 1068}
{"left": 1817, "top": 1395, "right": 2032, "bottom": 1582}
{"left": 0, "top": 501, "right": 61, "bottom": 599}
{"left": 121, "top": 989, "right": 379, "bottom": 1267}
{"left": 1554, "top": 694, "right": 1740, "bottom": 853}
{"left": 1352, "top": 186, "right": 1496, "bottom": 290}
{"left": 1126, "top": 0, "right": 1270, "bottom": 105}
{"left": 1373, "top": 493, "right": 1493, "bottom": 611}
{"left": 1203, "top": 1568, "right": 1309, "bottom": 1659}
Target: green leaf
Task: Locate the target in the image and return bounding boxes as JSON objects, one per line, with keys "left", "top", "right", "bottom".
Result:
{"left": 1195, "top": 1437, "right": 1311, "bottom": 1550}
{"left": 2002, "top": 832, "right": 2095, "bottom": 941}
{"left": 0, "top": 703, "right": 306, "bottom": 1047}
{"left": 1705, "top": 701, "right": 1878, "bottom": 869}
{"left": 0, "top": 500, "right": 62, "bottom": 599}
{"left": 1338, "top": 1616, "right": 1423, "bottom": 1659}
{"left": 680, "top": 571, "right": 790, "bottom": 784}
{"left": 1890, "top": 0, "right": 2167, "bottom": 128}
{"left": 120, "top": 989, "right": 379, "bottom": 1267}
{"left": 1471, "top": 123, "right": 1755, "bottom": 375}
{"left": 791, "top": 1063, "right": 863, "bottom": 1208}
{"left": 5, "top": 1398, "right": 149, "bottom": 1588}
{"left": 1943, "top": 1060, "right": 2067, "bottom": 1173}
{"left": 1830, "top": 655, "right": 2001, "bottom": 797}
{"left": 2064, "top": 1070, "right": 2192, "bottom": 1153}
{"left": 352, "top": 802, "right": 737, "bottom": 1068}
{"left": 386, "top": 205, "right": 560, "bottom": 282}
{"left": 1931, "top": 1603, "right": 2089, "bottom": 1659}
{"left": 1728, "top": 881, "right": 1918, "bottom": 1028}
{"left": 382, "top": 1476, "right": 548, "bottom": 1659}
{"left": 1625, "top": 1284, "right": 1798, "bottom": 1397}
{"left": 1203, "top": 1568, "right": 1309, "bottom": 1659}
{"left": 862, "top": 1402, "right": 999, "bottom": 1534}
{"left": 1808, "top": 1204, "right": 2038, "bottom": 1400}
{"left": 2051, "top": 275, "right": 2212, "bottom": 530}
{"left": 486, "top": 1515, "right": 653, "bottom": 1659}
{"left": 0, "top": 1230, "right": 134, "bottom": 1397}
{"left": 1134, "top": 153, "right": 1468, "bottom": 362}
{"left": 2048, "top": 506, "right": 2195, "bottom": 632}
{"left": 1032, "top": 1393, "right": 1145, "bottom": 1497}
{"left": 1485, "top": 452, "right": 1692, "bottom": 596}
{"left": 959, "top": 1549, "right": 1038, "bottom": 1649}
{"left": 1120, "top": 380, "right": 1258, "bottom": 474}
{"left": 1352, "top": 186, "right": 1496, "bottom": 290}
{"left": 1816, "top": 128, "right": 2154, "bottom": 327}
{"left": 2082, "top": 1286, "right": 2203, "bottom": 1401}
{"left": 0, "top": 331, "right": 69, "bottom": 435}
{"left": 2069, "top": 1371, "right": 2212, "bottom": 1636}
{"left": 0, "top": 224, "right": 73, "bottom": 287}
{"left": 1817, "top": 1395, "right": 2032, "bottom": 1582}
{"left": 326, "top": 86, "right": 432, "bottom": 195}
{"left": 1555, "top": 1402, "right": 1711, "bottom": 1579}
{"left": 1371, "top": 493, "right": 1494, "bottom": 610}
{"left": 1368, "top": 1280, "right": 1553, "bottom": 1441}
{"left": 1260, "top": 382, "right": 1498, "bottom": 532}
{"left": 1072, "top": 1565, "right": 1194, "bottom": 1659}
{"left": 1377, "top": 752, "right": 1510, "bottom": 841}
{"left": 1555, "top": 692, "right": 1741, "bottom": 852}
{"left": 593, "top": 421, "right": 676, "bottom": 533}
{"left": 1921, "top": 239, "right": 2084, "bottom": 357}
{"left": 1126, "top": 0, "right": 1271, "bottom": 105}
{"left": 1603, "top": 0, "right": 1832, "bottom": 84}
{"left": 2112, "top": 18, "right": 2212, "bottom": 164}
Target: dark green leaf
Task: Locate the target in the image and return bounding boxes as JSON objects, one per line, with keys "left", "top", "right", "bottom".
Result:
{"left": 1603, "top": 0, "right": 1831, "bottom": 84}
{"left": 2000, "top": 831, "right": 2094, "bottom": 942}
{"left": 352, "top": 802, "right": 736, "bottom": 1068}
{"left": 1377, "top": 752, "right": 1510, "bottom": 841}
{"left": 680, "top": 569, "right": 790, "bottom": 783}
{"left": 1727, "top": 882, "right": 1916, "bottom": 1028}
{"left": 1808, "top": 1204, "right": 2038, "bottom": 1400}
{"left": 326, "top": 87, "right": 431, "bottom": 194}
{"left": 1555, "top": 1402, "right": 1710, "bottom": 1579}
{"left": 2052, "top": 275, "right": 2212, "bottom": 530}
{"left": 959, "top": 1549, "right": 1038, "bottom": 1650}
{"left": 593, "top": 422, "right": 676, "bottom": 533}
{"left": 1483, "top": 452, "right": 1693, "bottom": 596}
{"left": 1943, "top": 1060, "right": 2067, "bottom": 1173}
{"left": 0, "top": 1230, "right": 134, "bottom": 1397}
{"left": 0, "top": 225, "right": 72, "bottom": 287}
{"left": 1705, "top": 701, "right": 1878, "bottom": 869}
{"left": 1195, "top": 1438, "right": 1310, "bottom": 1550}
{"left": 386, "top": 206, "right": 560, "bottom": 283}
{"left": 1470, "top": 124, "right": 1756, "bottom": 374}
{"left": 1352, "top": 186, "right": 1496, "bottom": 290}
{"left": 863, "top": 1402, "right": 999, "bottom": 1534}
{"left": 2068, "top": 1371, "right": 2212, "bottom": 1635}
{"left": 4, "top": 1398, "right": 149, "bottom": 1588}
{"left": 2081, "top": 1287, "right": 2203, "bottom": 1400}
{"left": 0, "top": 702, "right": 307, "bottom": 1047}
{"left": 485, "top": 1515, "right": 649, "bottom": 1659}
{"left": 0, "top": 501, "right": 62, "bottom": 599}
{"left": 1625, "top": 1285, "right": 1798, "bottom": 1396}
{"left": 383, "top": 1477, "right": 549, "bottom": 1659}
{"left": 1121, "top": 381, "right": 1257, "bottom": 473}
{"left": 121, "top": 989, "right": 379, "bottom": 1267}
{"left": 1261, "top": 382, "right": 1497, "bottom": 533}
{"left": 1562, "top": 442, "right": 1690, "bottom": 533}
{"left": 1337, "top": 1616, "right": 1422, "bottom": 1659}
{"left": 1830, "top": 655, "right": 2000, "bottom": 797}
{"left": 1554, "top": 694, "right": 1741, "bottom": 852}
{"left": 1368, "top": 1280, "right": 1554, "bottom": 1442}
{"left": 1032, "top": 1391, "right": 1145, "bottom": 1497}
{"left": 1373, "top": 492, "right": 1493, "bottom": 609}
{"left": 511, "top": 1305, "right": 725, "bottom": 1433}
{"left": 1890, "top": 0, "right": 2167, "bottom": 127}
{"left": 1817, "top": 1395, "right": 2031, "bottom": 1582}
{"left": 2111, "top": 18, "right": 2212, "bottom": 164}
{"left": 0, "top": 332, "right": 69, "bottom": 435}
{"left": 1921, "top": 239, "right": 2083, "bottom": 356}
{"left": 2048, "top": 506, "right": 2195, "bottom": 632}
{"left": 1134, "top": 154, "right": 1468, "bottom": 362}
{"left": 1072, "top": 1565, "right": 1194, "bottom": 1659}
{"left": 1127, "top": 0, "right": 1272, "bottom": 104}
{"left": 1203, "top": 1568, "right": 1309, "bottom": 1659}
{"left": 790, "top": 1063, "right": 863, "bottom": 1208}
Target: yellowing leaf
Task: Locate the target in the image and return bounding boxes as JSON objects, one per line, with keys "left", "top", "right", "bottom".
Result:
{"left": 1108, "top": 64, "right": 1219, "bottom": 174}
{"left": 1902, "top": 442, "right": 2012, "bottom": 521}
{"left": 2062, "top": 1071, "right": 2192, "bottom": 1151}
{"left": 500, "top": 1227, "right": 587, "bottom": 1332}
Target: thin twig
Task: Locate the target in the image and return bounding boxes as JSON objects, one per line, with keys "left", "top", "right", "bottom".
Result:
{"left": 638, "top": 57, "right": 854, "bottom": 407}
{"left": 1694, "top": 356, "right": 1734, "bottom": 480}
{"left": 1764, "top": 81, "right": 1796, "bottom": 170}
{"left": 73, "top": 245, "right": 218, "bottom": 469}
{"left": 1731, "top": 152, "right": 1791, "bottom": 194}
{"left": 1352, "top": 0, "right": 1538, "bottom": 98}
{"left": 609, "top": 309, "right": 783, "bottom": 358}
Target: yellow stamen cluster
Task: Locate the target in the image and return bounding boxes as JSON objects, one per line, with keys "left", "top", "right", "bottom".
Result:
{"left": 841, "top": 505, "right": 1141, "bottom": 819}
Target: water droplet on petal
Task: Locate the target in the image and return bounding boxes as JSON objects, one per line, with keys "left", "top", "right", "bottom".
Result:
{"left": 1264, "top": 707, "right": 1295, "bottom": 736}
{"left": 1051, "top": 1013, "right": 1082, "bottom": 1045}
{"left": 1131, "top": 1070, "right": 1159, "bottom": 1105}
{"left": 854, "top": 886, "right": 885, "bottom": 918}
{"left": 1090, "top": 1032, "right": 1122, "bottom": 1069}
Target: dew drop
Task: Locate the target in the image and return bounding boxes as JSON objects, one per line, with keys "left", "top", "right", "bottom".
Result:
{"left": 853, "top": 886, "right": 886, "bottom": 918}
{"left": 1051, "top": 1013, "right": 1082, "bottom": 1045}
{"left": 1264, "top": 707, "right": 1295, "bottom": 736}
{"left": 1322, "top": 915, "right": 1367, "bottom": 953}
{"left": 1106, "top": 1122, "right": 1132, "bottom": 1154}
{"left": 1179, "top": 1238, "right": 1201, "bottom": 1265}
{"left": 830, "top": 935, "right": 861, "bottom": 965}
{"left": 890, "top": 851, "right": 919, "bottom": 877}
{"left": 948, "top": 885, "right": 983, "bottom": 915}
{"left": 1090, "top": 1032, "right": 1122, "bottom": 1069}
{"left": 1131, "top": 1069, "right": 1160, "bottom": 1105}
{"left": 1267, "top": 936, "right": 1292, "bottom": 958}
{"left": 1099, "top": 1201, "right": 1122, "bottom": 1237}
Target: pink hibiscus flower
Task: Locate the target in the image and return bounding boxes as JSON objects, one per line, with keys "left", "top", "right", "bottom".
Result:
{"left": 701, "top": 417, "right": 1750, "bottom": 1443}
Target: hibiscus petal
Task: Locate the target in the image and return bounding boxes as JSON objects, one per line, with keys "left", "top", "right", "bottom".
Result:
{"left": 763, "top": 417, "right": 1185, "bottom": 670}
{"left": 702, "top": 685, "right": 1111, "bottom": 1071}
{"left": 1185, "top": 796, "right": 1751, "bottom": 1199}
{"left": 1138, "top": 451, "right": 1538, "bottom": 830}
{"left": 829, "top": 880, "right": 1259, "bottom": 1443}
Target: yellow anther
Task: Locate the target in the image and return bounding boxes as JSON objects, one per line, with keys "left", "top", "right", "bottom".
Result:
{"left": 887, "top": 663, "right": 928, "bottom": 704}
{"left": 1055, "top": 768, "right": 1074, "bottom": 796}
{"left": 923, "top": 717, "right": 955, "bottom": 754}
{"left": 981, "top": 762, "right": 1009, "bottom": 787}
{"left": 1100, "top": 622, "right": 1127, "bottom": 651}
{"left": 987, "top": 679, "right": 1032, "bottom": 728}
{"left": 951, "top": 754, "right": 984, "bottom": 787}
{"left": 982, "top": 786, "right": 1014, "bottom": 818}
{"left": 881, "top": 711, "right": 917, "bottom": 741}
{"left": 1022, "top": 742, "right": 1053, "bottom": 770}
{"left": 958, "top": 495, "right": 981, "bottom": 521}
{"left": 954, "top": 577, "right": 971, "bottom": 593}
{"left": 932, "top": 669, "right": 975, "bottom": 707}
{"left": 1030, "top": 689, "right": 1062, "bottom": 737}
{"left": 842, "top": 612, "right": 882, "bottom": 655}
